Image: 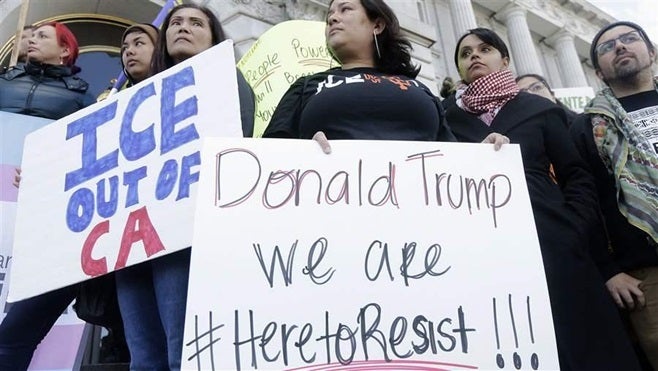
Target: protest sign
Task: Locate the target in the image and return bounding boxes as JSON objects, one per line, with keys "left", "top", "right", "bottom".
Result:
{"left": 0, "top": 111, "right": 85, "bottom": 370}
{"left": 553, "top": 87, "right": 595, "bottom": 113}
{"left": 237, "top": 20, "right": 334, "bottom": 137}
{"left": 181, "top": 138, "right": 559, "bottom": 370}
{"left": 9, "top": 40, "right": 243, "bottom": 301}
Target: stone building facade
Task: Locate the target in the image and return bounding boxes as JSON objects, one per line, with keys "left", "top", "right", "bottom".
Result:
{"left": 212, "top": 0, "right": 619, "bottom": 94}
{"left": 0, "top": 0, "right": 642, "bottom": 96}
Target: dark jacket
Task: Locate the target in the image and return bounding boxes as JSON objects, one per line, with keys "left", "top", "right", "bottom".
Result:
{"left": 444, "top": 92, "right": 641, "bottom": 371}
{"left": 558, "top": 101, "right": 579, "bottom": 125}
{"left": 571, "top": 108, "right": 658, "bottom": 281}
{"left": 236, "top": 69, "right": 255, "bottom": 138}
{"left": 444, "top": 93, "right": 601, "bottom": 256}
{"left": 0, "top": 62, "right": 95, "bottom": 120}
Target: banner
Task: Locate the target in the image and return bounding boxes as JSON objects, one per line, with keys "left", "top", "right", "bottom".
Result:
{"left": 553, "top": 87, "right": 595, "bottom": 113}
{"left": 181, "top": 138, "right": 560, "bottom": 370}
{"left": 9, "top": 41, "right": 243, "bottom": 301}
{"left": 237, "top": 20, "right": 334, "bottom": 137}
{"left": 0, "top": 111, "right": 85, "bottom": 370}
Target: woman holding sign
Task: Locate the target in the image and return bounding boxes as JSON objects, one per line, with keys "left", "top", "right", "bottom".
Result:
{"left": 263, "top": 0, "right": 456, "bottom": 143}
{"left": 0, "top": 22, "right": 97, "bottom": 370}
{"left": 443, "top": 27, "right": 640, "bottom": 370}
{"left": 114, "top": 4, "right": 254, "bottom": 369}
{"left": 263, "top": 0, "right": 507, "bottom": 149}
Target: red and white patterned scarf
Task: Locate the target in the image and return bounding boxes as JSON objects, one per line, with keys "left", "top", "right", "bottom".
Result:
{"left": 456, "top": 69, "right": 520, "bottom": 125}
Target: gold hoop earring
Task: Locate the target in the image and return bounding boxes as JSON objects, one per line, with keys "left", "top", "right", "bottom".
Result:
{"left": 373, "top": 30, "right": 381, "bottom": 59}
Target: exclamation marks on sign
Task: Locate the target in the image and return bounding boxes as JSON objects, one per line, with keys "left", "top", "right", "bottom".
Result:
{"left": 525, "top": 296, "right": 539, "bottom": 369}
{"left": 492, "top": 294, "right": 539, "bottom": 370}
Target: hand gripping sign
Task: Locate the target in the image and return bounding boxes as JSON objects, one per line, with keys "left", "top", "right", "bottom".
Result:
{"left": 9, "top": 41, "right": 242, "bottom": 302}
{"left": 181, "top": 138, "right": 560, "bottom": 371}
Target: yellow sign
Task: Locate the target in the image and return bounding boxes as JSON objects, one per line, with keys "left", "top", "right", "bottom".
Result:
{"left": 238, "top": 20, "right": 336, "bottom": 137}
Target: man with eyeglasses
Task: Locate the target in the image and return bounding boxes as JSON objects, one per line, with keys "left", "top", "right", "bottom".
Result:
{"left": 571, "top": 21, "right": 658, "bottom": 370}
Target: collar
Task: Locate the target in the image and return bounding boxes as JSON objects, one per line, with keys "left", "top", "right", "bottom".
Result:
{"left": 24, "top": 61, "right": 80, "bottom": 78}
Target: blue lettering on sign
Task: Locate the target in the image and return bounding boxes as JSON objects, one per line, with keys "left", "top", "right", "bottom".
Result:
{"left": 120, "top": 83, "right": 157, "bottom": 161}
{"left": 123, "top": 166, "right": 148, "bottom": 208}
{"left": 96, "top": 175, "right": 119, "bottom": 218}
{"left": 161, "top": 66, "right": 199, "bottom": 155}
{"left": 156, "top": 159, "right": 178, "bottom": 200}
{"left": 177, "top": 151, "right": 200, "bottom": 200}
{"left": 66, "top": 187, "right": 95, "bottom": 232}
{"left": 64, "top": 102, "right": 120, "bottom": 191}
{"left": 62, "top": 66, "right": 204, "bottom": 234}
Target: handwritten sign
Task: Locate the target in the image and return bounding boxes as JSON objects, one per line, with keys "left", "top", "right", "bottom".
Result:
{"left": 0, "top": 111, "right": 85, "bottom": 370}
{"left": 554, "top": 87, "right": 595, "bottom": 113}
{"left": 181, "top": 138, "right": 559, "bottom": 370}
{"left": 237, "top": 20, "right": 335, "bottom": 137}
{"left": 9, "top": 41, "right": 243, "bottom": 302}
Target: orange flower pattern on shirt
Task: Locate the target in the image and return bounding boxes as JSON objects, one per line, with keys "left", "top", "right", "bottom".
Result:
{"left": 316, "top": 73, "right": 419, "bottom": 94}
{"left": 383, "top": 76, "right": 412, "bottom": 91}
{"left": 363, "top": 74, "right": 381, "bottom": 83}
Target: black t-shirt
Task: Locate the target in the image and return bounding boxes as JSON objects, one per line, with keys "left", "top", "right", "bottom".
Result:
{"left": 264, "top": 67, "right": 455, "bottom": 141}
{"left": 618, "top": 89, "right": 658, "bottom": 154}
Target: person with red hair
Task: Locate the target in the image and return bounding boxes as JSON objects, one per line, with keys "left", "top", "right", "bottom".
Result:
{"left": 0, "top": 21, "right": 95, "bottom": 370}
{"left": 0, "top": 21, "right": 93, "bottom": 118}
{"left": 40, "top": 21, "right": 79, "bottom": 66}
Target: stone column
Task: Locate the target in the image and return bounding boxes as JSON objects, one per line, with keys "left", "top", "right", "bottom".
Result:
{"left": 283, "top": 0, "right": 327, "bottom": 21}
{"left": 209, "top": 0, "right": 285, "bottom": 58}
{"left": 551, "top": 30, "right": 588, "bottom": 87}
{"left": 498, "top": 5, "right": 543, "bottom": 75}
{"left": 448, "top": 0, "right": 477, "bottom": 39}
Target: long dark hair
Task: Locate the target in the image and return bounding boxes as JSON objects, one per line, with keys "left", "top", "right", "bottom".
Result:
{"left": 328, "top": 0, "right": 419, "bottom": 78}
{"left": 151, "top": 4, "right": 226, "bottom": 74}
{"left": 454, "top": 28, "right": 510, "bottom": 71}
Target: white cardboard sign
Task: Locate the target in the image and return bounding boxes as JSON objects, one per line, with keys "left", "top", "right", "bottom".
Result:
{"left": 0, "top": 111, "right": 85, "bottom": 370}
{"left": 182, "top": 138, "right": 559, "bottom": 371}
{"left": 9, "top": 41, "right": 242, "bottom": 301}
{"left": 553, "top": 87, "right": 595, "bottom": 113}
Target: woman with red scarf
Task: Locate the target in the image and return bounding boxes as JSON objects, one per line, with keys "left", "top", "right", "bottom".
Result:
{"left": 443, "top": 28, "right": 641, "bottom": 370}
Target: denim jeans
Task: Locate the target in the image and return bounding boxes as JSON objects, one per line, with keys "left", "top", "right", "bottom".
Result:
{"left": 628, "top": 266, "right": 658, "bottom": 371}
{"left": 115, "top": 248, "right": 191, "bottom": 371}
{"left": 0, "top": 285, "right": 77, "bottom": 371}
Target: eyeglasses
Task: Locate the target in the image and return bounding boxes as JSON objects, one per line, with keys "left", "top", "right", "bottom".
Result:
{"left": 595, "top": 31, "right": 644, "bottom": 56}
{"left": 520, "top": 81, "right": 547, "bottom": 93}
